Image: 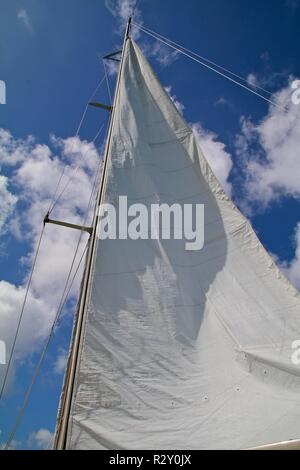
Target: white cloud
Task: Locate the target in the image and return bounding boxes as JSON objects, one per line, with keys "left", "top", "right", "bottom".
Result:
{"left": 0, "top": 128, "right": 34, "bottom": 168}
{"left": 0, "top": 175, "right": 17, "bottom": 235}
{"left": 247, "top": 73, "right": 259, "bottom": 88}
{"left": 15, "top": 137, "right": 98, "bottom": 293}
{"left": 0, "top": 280, "right": 55, "bottom": 393}
{"left": 164, "top": 86, "right": 185, "bottom": 114}
{"left": 105, "top": 0, "right": 139, "bottom": 23}
{"left": 147, "top": 42, "right": 179, "bottom": 67}
{"left": 105, "top": 59, "right": 121, "bottom": 77}
{"left": 0, "top": 281, "right": 54, "bottom": 352}
{"left": 104, "top": 0, "right": 178, "bottom": 72}
{"left": 236, "top": 77, "right": 300, "bottom": 210}
{"left": 215, "top": 96, "right": 234, "bottom": 110}
{"left": 246, "top": 70, "right": 288, "bottom": 92}
{"left": 0, "top": 129, "right": 100, "bottom": 394}
{"left": 53, "top": 349, "right": 68, "bottom": 375}
{"left": 164, "top": 87, "right": 233, "bottom": 195}
{"left": 234, "top": 79, "right": 300, "bottom": 291}
{"left": 0, "top": 436, "right": 21, "bottom": 450}
{"left": 52, "top": 135, "right": 99, "bottom": 173}
{"left": 14, "top": 144, "right": 60, "bottom": 200}
{"left": 281, "top": 223, "right": 300, "bottom": 290}
{"left": 105, "top": 0, "right": 142, "bottom": 40}
{"left": 29, "top": 428, "right": 54, "bottom": 449}
{"left": 193, "top": 123, "right": 233, "bottom": 196}
{"left": 17, "top": 8, "right": 33, "bottom": 33}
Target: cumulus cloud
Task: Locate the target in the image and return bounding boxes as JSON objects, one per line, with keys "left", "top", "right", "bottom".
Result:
{"left": 247, "top": 73, "right": 259, "bottom": 88}
{"left": 215, "top": 96, "right": 235, "bottom": 110}
{"left": 105, "top": 0, "right": 142, "bottom": 40}
{"left": 0, "top": 281, "right": 54, "bottom": 392}
{"left": 246, "top": 42, "right": 293, "bottom": 91}
{"left": 0, "top": 129, "right": 100, "bottom": 394}
{"left": 0, "top": 176, "right": 17, "bottom": 235}
{"left": 145, "top": 42, "right": 179, "bottom": 67}
{"left": 234, "top": 79, "right": 300, "bottom": 291}
{"left": 281, "top": 223, "right": 300, "bottom": 291}
{"left": 0, "top": 128, "right": 34, "bottom": 168}
{"left": 17, "top": 8, "right": 33, "bottom": 33}
{"left": 193, "top": 123, "right": 233, "bottom": 196}
{"left": 0, "top": 436, "right": 21, "bottom": 450}
{"left": 164, "top": 86, "right": 185, "bottom": 115}
{"left": 236, "top": 77, "right": 300, "bottom": 210}
{"left": 247, "top": 72, "right": 287, "bottom": 92}
{"left": 53, "top": 349, "right": 68, "bottom": 375}
{"left": 29, "top": 428, "right": 54, "bottom": 449}
{"left": 105, "top": 59, "right": 120, "bottom": 77}
{"left": 164, "top": 86, "right": 233, "bottom": 195}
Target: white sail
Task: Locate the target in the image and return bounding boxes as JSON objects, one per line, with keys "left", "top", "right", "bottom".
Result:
{"left": 64, "top": 38, "right": 300, "bottom": 449}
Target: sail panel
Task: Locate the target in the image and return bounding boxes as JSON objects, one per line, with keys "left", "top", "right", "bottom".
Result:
{"left": 66, "top": 38, "right": 300, "bottom": 449}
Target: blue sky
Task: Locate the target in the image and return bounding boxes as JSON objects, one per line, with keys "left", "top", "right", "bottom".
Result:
{"left": 0, "top": 0, "right": 300, "bottom": 449}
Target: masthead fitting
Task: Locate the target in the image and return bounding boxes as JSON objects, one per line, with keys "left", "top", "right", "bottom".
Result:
{"left": 125, "top": 16, "right": 132, "bottom": 39}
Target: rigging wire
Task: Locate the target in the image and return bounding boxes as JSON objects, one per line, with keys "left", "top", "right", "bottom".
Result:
{"left": 132, "top": 23, "right": 288, "bottom": 113}
{"left": 0, "top": 49, "right": 110, "bottom": 442}
{"left": 4, "top": 241, "right": 88, "bottom": 450}
{"left": 48, "top": 68, "right": 111, "bottom": 214}
{"left": 53, "top": 19, "right": 133, "bottom": 449}
{"left": 94, "top": 123, "right": 105, "bottom": 143}
{"left": 48, "top": 121, "right": 105, "bottom": 214}
{"left": 133, "top": 22, "right": 274, "bottom": 97}
{"left": 0, "top": 111, "right": 106, "bottom": 407}
{"left": 47, "top": 74, "right": 107, "bottom": 214}
{"left": 0, "top": 226, "right": 45, "bottom": 401}
{"left": 103, "top": 60, "right": 113, "bottom": 106}
{"left": 3, "top": 118, "right": 106, "bottom": 448}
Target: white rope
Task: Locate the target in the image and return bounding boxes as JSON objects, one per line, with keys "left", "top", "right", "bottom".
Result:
{"left": 133, "top": 23, "right": 288, "bottom": 113}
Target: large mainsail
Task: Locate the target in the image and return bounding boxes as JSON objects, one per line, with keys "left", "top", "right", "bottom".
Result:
{"left": 58, "top": 36, "right": 300, "bottom": 449}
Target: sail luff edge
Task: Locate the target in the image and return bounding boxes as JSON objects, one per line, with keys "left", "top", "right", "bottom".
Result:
{"left": 53, "top": 17, "right": 132, "bottom": 450}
